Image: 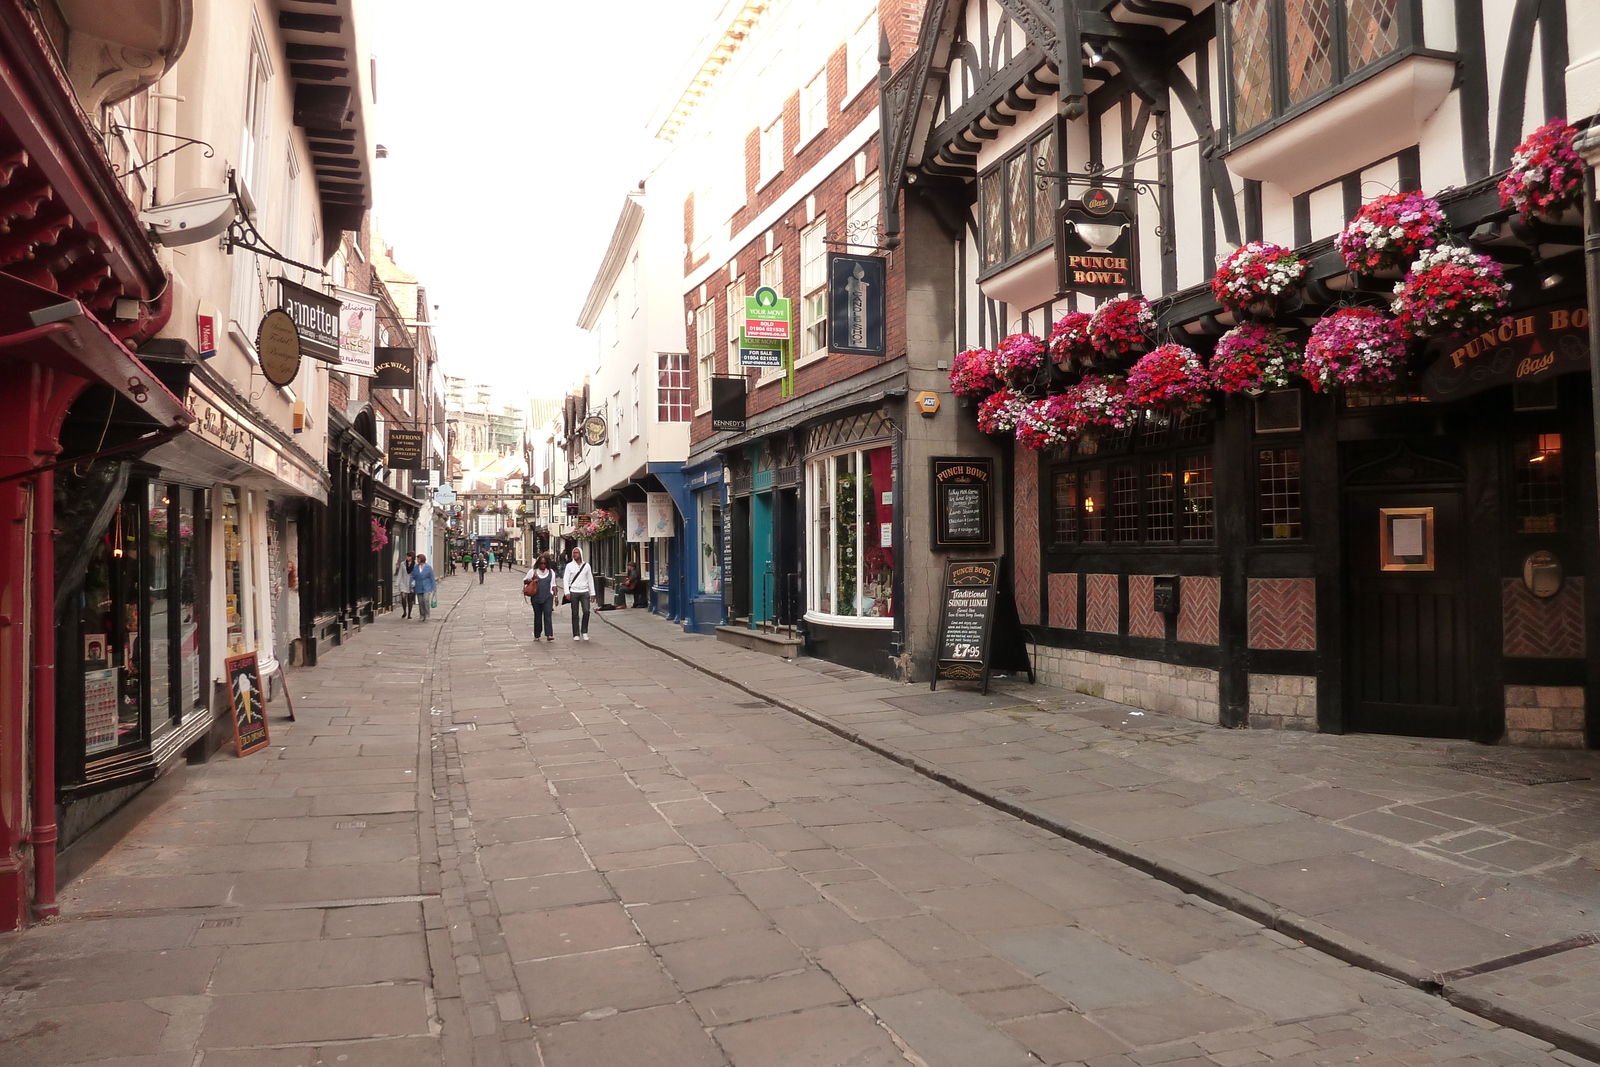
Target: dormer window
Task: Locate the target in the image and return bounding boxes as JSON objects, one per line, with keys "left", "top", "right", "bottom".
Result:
{"left": 1226, "top": 0, "right": 1411, "bottom": 139}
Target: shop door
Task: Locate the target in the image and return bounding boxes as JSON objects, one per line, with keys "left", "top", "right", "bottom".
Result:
{"left": 752, "top": 491, "right": 774, "bottom": 623}
{"left": 775, "top": 488, "right": 800, "bottom": 625}
{"left": 730, "top": 496, "right": 751, "bottom": 622}
{"left": 1344, "top": 483, "right": 1474, "bottom": 738}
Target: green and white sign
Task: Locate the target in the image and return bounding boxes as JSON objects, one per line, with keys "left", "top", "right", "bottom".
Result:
{"left": 744, "top": 286, "right": 790, "bottom": 341}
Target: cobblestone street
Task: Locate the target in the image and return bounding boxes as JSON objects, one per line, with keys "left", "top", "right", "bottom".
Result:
{"left": 2, "top": 571, "right": 1597, "bottom": 1067}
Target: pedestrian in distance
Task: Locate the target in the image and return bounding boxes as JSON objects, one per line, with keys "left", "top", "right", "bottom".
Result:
{"left": 395, "top": 550, "right": 416, "bottom": 618}
{"left": 412, "top": 554, "right": 437, "bottom": 620}
{"left": 523, "top": 554, "right": 558, "bottom": 642}
{"left": 564, "top": 546, "right": 594, "bottom": 640}
{"left": 474, "top": 552, "right": 488, "bottom": 584}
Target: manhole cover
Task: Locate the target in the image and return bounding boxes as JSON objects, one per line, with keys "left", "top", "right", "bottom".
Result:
{"left": 1445, "top": 760, "right": 1590, "bottom": 786}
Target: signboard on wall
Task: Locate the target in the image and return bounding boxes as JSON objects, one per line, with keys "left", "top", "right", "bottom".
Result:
{"left": 931, "top": 559, "right": 1000, "bottom": 692}
{"left": 386, "top": 429, "right": 425, "bottom": 470}
{"left": 744, "top": 286, "right": 790, "bottom": 340}
{"left": 646, "top": 492, "right": 674, "bottom": 537}
{"left": 1421, "top": 301, "right": 1591, "bottom": 400}
{"left": 1056, "top": 204, "right": 1136, "bottom": 295}
{"left": 711, "top": 375, "right": 747, "bottom": 433}
{"left": 278, "top": 279, "right": 341, "bottom": 363}
{"left": 931, "top": 457, "right": 994, "bottom": 548}
{"left": 627, "top": 502, "right": 648, "bottom": 542}
{"left": 335, "top": 287, "right": 378, "bottom": 377}
{"left": 374, "top": 346, "right": 416, "bottom": 390}
{"left": 827, "top": 253, "right": 886, "bottom": 356}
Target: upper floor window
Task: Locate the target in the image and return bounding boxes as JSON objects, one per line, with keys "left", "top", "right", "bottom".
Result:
{"left": 760, "top": 117, "right": 785, "bottom": 187}
{"left": 847, "top": 6, "right": 878, "bottom": 100}
{"left": 1227, "top": 0, "right": 1408, "bottom": 137}
{"left": 658, "top": 353, "right": 692, "bottom": 423}
{"left": 758, "top": 250, "right": 785, "bottom": 381}
{"left": 239, "top": 30, "right": 272, "bottom": 200}
{"left": 979, "top": 128, "right": 1055, "bottom": 273}
{"left": 800, "top": 69, "right": 828, "bottom": 147}
{"left": 801, "top": 219, "right": 827, "bottom": 358}
{"left": 695, "top": 301, "right": 716, "bottom": 412}
{"left": 725, "top": 275, "right": 745, "bottom": 374}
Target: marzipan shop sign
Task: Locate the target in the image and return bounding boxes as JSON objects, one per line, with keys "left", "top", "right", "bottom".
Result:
{"left": 1422, "top": 301, "right": 1590, "bottom": 400}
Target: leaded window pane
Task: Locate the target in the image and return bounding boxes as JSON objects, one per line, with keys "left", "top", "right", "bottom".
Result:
{"left": 1259, "top": 448, "right": 1303, "bottom": 539}
{"left": 1031, "top": 130, "right": 1055, "bottom": 248}
{"left": 1146, "top": 460, "right": 1175, "bottom": 543}
{"left": 1052, "top": 470, "right": 1077, "bottom": 544}
{"left": 1110, "top": 464, "right": 1139, "bottom": 542}
{"left": 981, "top": 170, "right": 1004, "bottom": 267}
{"left": 1180, "top": 456, "right": 1215, "bottom": 541}
{"left": 1513, "top": 433, "right": 1564, "bottom": 534}
{"left": 1006, "top": 152, "right": 1029, "bottom": 259}
{"left": 1081, "top": 468, "right": 1107, "bottom": 543}
{"left": 1347, "top": 0, "right": 1401, "bottom": 72}
{"left": 1230, "top": 0, "right": 1274, "bottom": 132}
{"left": 1285, "top": 0, "right": 1335, "bottom": 104}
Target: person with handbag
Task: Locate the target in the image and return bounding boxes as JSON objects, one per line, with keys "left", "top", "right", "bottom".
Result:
{"left": 563, "top": 546, "right": 594, "bottom": 640}
{"left": 523, "top": 554, "right": 558, "bottom": 642}
{"left": 394, "top": 550, "right": 416, "bottom": 618}
{"left": 412, "top": 554, "right": 437, "bottom": 620}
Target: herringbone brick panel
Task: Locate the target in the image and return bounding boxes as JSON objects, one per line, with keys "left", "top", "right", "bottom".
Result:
{"left": 1047, "top": 572, "right": 1078, "bottom": 629}
{"left": 1128, "top": 574, "right": 1164, "bottom": 638}
{"left": 1502, "top": 578, "right": 1584, "bottom": 658}
{"left": 1085, "top": 573, "right": 1119, "bottom": 634}
{"left": 1177, "top": 576, "right": 1220, "bottom": 646}
{"left": 1247, "top": 578, "right": 1316, "bottom": 651}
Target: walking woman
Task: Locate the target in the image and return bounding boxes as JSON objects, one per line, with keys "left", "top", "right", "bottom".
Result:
{"left": 563, "top": 546, "right": 594, "bottom": 640}
{"left": 412, "top": 554, "right": 437, "bottom": 620}
{"left": 523, "top": 554, "right": 558, "bottom": 642}
{"left": 394, "top": 550, "right": 416, "bottom": 618}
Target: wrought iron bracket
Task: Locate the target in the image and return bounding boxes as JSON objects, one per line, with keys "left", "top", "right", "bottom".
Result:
{"left": 1034, "top": 170, "right": 1165, "bottom": 190}
{"left": 110, "top": 125, "right": 215, "bottom": 180}
{"left": 225, "top": 210, "right": 326, "bottom": 275}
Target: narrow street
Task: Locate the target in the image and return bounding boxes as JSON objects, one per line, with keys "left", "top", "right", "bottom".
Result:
{"left": 2, "top": 570, "right": 1594, "bottom": 1067}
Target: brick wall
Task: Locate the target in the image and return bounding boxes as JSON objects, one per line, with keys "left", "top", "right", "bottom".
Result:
{"left": 1046, "top": 572, "right": 1076, "bottom": 629}
{"left": 1247, "top": 578, "right": 1316, "bottom": 650}
{"left": 1127, "top": 574, "right": 1163, "bottom": 639}
{"left": 1503, "top": 686, "right": 1586, "bottom": 748}
{"left": 1502, "top": 578, "right": 1584, "bottom": 658}
{"left": 1083, "top": 573, "right": 1117, "bottom": 634}
{"left": 1177, "top": 576, "right": 1219, "bottom": 646}
{"left": 1032, "top": 647, "right": 1220, "bottom": 725}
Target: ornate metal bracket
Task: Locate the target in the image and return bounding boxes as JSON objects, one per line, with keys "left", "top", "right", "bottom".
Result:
{"left": 225, "top": 207, "right": 326, "bottom": 276}
{"left": 110, "top": 125, "right": 215, "bottom": 180}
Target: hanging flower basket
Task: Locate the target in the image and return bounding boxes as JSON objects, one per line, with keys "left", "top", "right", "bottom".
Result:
{"left": 1047, "top": 311, "right": 1095, "bottom": 369}
{"left": 1125, "top": 344, "right": 1212, "bottom": 411}
{"left": 1499, "top": 118, "right": 1583, "bottom": 221}
{"left": 1068, "top": 375, "right": 1135, "bottom": 431}
{"left": 994, "top": 333, "right": 1046, "bottom": 384}
{"left": 1336, "top": 192, "right": 1450, "bottom": 275}
{"left": 976, "top": 387, "right": 1029, "bottom": 435}
{"left": 1210, "top": 241, "right": 1308, "bottom": 317}
{"left": 370, "top": 517, "right": 389, "bottom": 553}
{"left": 1302, "top": 307, "right": 1409, "bottom": 392}
{"left": 578, "top": 509, "right": 619, "bottom": 539}
{"left": 1015, "top": 394, "right": 1079, "bottom": 451}
{"left": 949, "top": 347, "right": 1003, "bottom": 398}
{"left": 1209, "top": 323, "right": 1302, "bottom": 394}
{"left": 1088, "top": 296, "right": 1154, "bottom": 360}
{"left": 1390, "top": 245, "right": 1510, "bottom": 338}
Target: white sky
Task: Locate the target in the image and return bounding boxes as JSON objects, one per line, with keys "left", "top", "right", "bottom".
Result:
{"left": 369, "top": 1, "right": 724, "bottom": 403}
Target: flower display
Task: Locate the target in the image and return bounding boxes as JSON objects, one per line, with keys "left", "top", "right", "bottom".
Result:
{"left": 1068, "top": 375, "right": 1135, "bottom": 430}
{"left": 1335, "top": 192, "right": 1450, "bottom": 274}
{"left": 1499, "top": 118, "right": 1583, "bottom": 220}
{"left": 994, "top": 332, "right": 1046, "bottom": 382}
{"left": 1088, "top": 296, "right": 1154, "bottom": 357}
{"left": 1046, "top": 311, "right": 1095, "bottom": 367}
{"left": 1301, "top": 307, "right": 1409, "bottom": 391}
{"left": 1209, "top": 323, "right": 1301, "bottom": 394}
{"left": 578, "top": 509, "right": 619, "bottom": 539}
{"left": 1390, "top": 244, "right": 1510, "bottom": 338}
{"left": 1014, "top": 394, "right": 1079, "bottom": 451}
{"left": 949, "top": 347, "right": 1003, "bottom": 397}
{"left": 370, "top": 517, "right": 389, "bottom": 553}
{"left": 976, "top": 387, "right": 1029, "bottom": 435}
{"left": 1210, "top": 241, "right": 1307, "bottom": 315}
{"left": 1125, "top": 344, "right": 1212, "bottom": 410}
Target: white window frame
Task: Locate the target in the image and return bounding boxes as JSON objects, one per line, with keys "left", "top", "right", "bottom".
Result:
{"left": 697, "top": 489, "right": 722, "bottom": 595}
{"left": 846, "top": 7, "right": 878, "bottom": 105}
{"left": 611, "top": 392, "right": 622, "bottom": 456}
{"left": 757, "top": 250, "right": 785, "bottom": 383}
{"left": 230, "top": 28, "right": 273, "bottom": 339}
{"left": 846, "top": 174, "right": 881, "bottom": 252}
{"left": 629, "top": 367, "right": 640, "bottom": 440}
{"left": 798, "top": 68, "right": 828, "bottom": 150}
{"left": 800, "top": 218, "right": 827, "bottom": 363}
{"left": 805, "top": 445, "right": 895, "bottom": 627}
{"left": 760, "top": 116, "right": 784, "bottom": 188}
{"left": 609, "top": 291, "right": 620, "bottom": 345}
{"left": 695, "top": 300, "right": 716, "bottom": 414}
{"left": 631, "top": 253, "right": 640, "bottom": 315}
{"left": 725, "top": 275, "right": 745, "bottom": 377}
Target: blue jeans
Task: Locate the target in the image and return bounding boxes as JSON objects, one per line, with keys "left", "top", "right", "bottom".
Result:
{"left": 531, "top": 597, "right": 554, "bottom": 638}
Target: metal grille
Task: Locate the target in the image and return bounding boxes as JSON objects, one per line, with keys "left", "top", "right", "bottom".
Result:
{"left": 1181, "top": 456, "right": 1215, "bottom": 541}
{"left": 807, "top": 411, "right": 894, "bottom": 455}
{"left": 1513, "top": 433, "right": 1564, "bottom": 534}
{"left": 1347, "top": 0, "right": 1402, "bottom": 71}
{"left": 1081, "top": 468, "right": 1107, "bottom": 543}
{"left": 1230, "top": 0, "right": 1275, "bottom": 131}
{"left": 1052, "top": 470, "right": 1077, "bottom": 544}
{"left": 1259, "top": 448, "right": 1303, "bottom": 539}
{"left": 1146, "top": 459, "right": 1175, "bottom": 542}
{"left": 1111, "top": 464, "right": 1139, "bottom": 542}
{"left": 1285, "top": 0, "right": 1335, "bottom": 104}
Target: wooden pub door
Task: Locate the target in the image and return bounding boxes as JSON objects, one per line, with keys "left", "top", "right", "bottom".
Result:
{"left": 1343, "top": 447, "right": 1478, "bottom": 738}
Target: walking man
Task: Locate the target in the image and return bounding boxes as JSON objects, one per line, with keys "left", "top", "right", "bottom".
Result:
{"left": 564, "top": 546, "right": 594, "bottom": 640}
{"left": 412, "top": 554, "right": 437, "bottom": 620}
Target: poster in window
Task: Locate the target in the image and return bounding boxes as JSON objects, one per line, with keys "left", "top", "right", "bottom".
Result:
{"left": 827, "top": 253, "right": 886, "bottom": 356}
{"left": 84, "top": 668, "right": 118, "bottom": 755}
{"left": 931, "top": 457, "right": 994, "bottom": 547}
{"left": 626, "top": 502, "right": 648, "bottom": 543}
{"left": 1380, "top": 507, "right": 1434, "bottom": 572}
{"left": 225, "top": 652, "right": 271, "bottom": 757}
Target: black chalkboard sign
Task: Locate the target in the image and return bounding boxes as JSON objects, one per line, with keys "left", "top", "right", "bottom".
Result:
{"left": 932, "top": 558, "right": 1001, "bottom": 693}
{"left": 225, "top": 652, "right": 270, "bottom": 757}
{"left": 932, "top": 458, "right": 993, "bottom": 547}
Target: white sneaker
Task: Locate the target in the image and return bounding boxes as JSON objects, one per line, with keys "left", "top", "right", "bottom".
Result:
{"left": 582, "top": 633, "right": 590, "bottom": 641}
{"left": 572, "top": 635, "right": 580, "bottom": 641}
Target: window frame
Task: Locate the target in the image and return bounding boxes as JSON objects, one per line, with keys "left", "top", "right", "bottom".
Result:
{"left": 657, "top": 352, "right": 692, "bottom": 423}
{"left": 800, "top": 217, "right": 828, "bottom": 363}
{"left": 845, "top": 6, "right": 878, "bottom": 104}
{"left": 756, "top": 250, "right": 786, "bottom": 384}
{"left": 976, "top": 128, "right": 1056, "bottom": 278}
{"left": 1256, "top": 442, "right": 1305, "bottom": 543}
{"left": 695, "top": 300, "right": 716, "bottom": 415}
{"left": 629, "top": 367, "right": 641, "bottom": 441}
{"left": 805, "top": 442, "right": 896, "bottom": 627}
{"left": 799, "top": 67, "right": 828, "bottom": 149}
{"left": 725, "top": 275, "right": 745, "bottom": 382}
{"left": 760, "top": 115, "right": 785, "bottom": 188}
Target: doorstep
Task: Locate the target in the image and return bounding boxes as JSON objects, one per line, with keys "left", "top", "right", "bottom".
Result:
{"left": 714, "top": 624, "right": 803, "bottom": 659}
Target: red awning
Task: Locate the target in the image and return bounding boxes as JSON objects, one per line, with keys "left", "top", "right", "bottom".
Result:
{"left": 0, "top": 271, "right": 191, "bottom": 429}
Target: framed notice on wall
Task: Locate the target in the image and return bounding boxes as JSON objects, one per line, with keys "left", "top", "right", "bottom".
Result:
{"left": 931, "top": 458, "right": 994, "bottom": 548}
{"left": 1380, "top": 507, "right": 1434, "bottom": 572}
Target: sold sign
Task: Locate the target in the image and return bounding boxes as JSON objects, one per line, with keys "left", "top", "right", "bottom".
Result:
{"left": 744, "top": 286, "right": 790, "bottom": 341}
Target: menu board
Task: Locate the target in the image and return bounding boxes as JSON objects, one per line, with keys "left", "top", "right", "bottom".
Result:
{"left": 932, "top": 458, "right": 993, "bottom": 547}
{"left": 932, "top": 558, "right": 1001, "bottom": 692}
{"left": 225, "top": 652, "right": 270, "bottom": 757}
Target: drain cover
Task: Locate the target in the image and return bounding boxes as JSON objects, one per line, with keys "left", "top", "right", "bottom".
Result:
{"left": 334, "top": 820, "right": 367, "bottom": 829}
{"left": 199, "top": 917, "right": 240, "bottom": 929}
{"left": 1446, "top": 760, "right": 1590, "bottom": 786}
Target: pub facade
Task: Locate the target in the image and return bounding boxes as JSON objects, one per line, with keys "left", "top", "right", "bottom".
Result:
{"left": 886, "top": 0, "right": 1599, "bottom": 745}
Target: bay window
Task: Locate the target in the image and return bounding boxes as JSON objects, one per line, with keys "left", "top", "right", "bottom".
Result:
{"left": 978, "top": 128, "right": 1055, "bottom": 273}
{"left": 807, "top": 445, "right": 894, "bottom": 622}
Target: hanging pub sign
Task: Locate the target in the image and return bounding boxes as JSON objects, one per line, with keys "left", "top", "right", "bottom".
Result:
{"left": 1056, "top": 201, "right": 1136, "bottom": 295}
{"left": 827, "top": 252, "right": 887, "bottom": 356}
{"left": 386, "top": 428, "right": 425, "bottom": 470}
{"left": 931, "top": 558, "right": 1001, "bottom": 693}
{"left": 582, "top": 414, "right": 608, "bottom": 447}
{"left": 1421, "top": 301, "right": 1590, "bottom": 401}
{"left": 711, "top": 375, "right": 747, "bottom": 433}
{"left": 335, "top": 286, "right": 377, "bottom": 377}
{"left": 255, "top": 308, "right": 302, "bottom": 388}
{"left": 931, "top": 457, "right": 994, "bottom": 548}
{"left": 278, "top": 278, "right": 341, "bottom": 363}
{"left": 374, "top": 346, "right": 416, "bottom": 390}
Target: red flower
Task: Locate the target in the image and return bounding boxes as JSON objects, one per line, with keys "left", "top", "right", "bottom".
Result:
{"left": 1125, "top": 344, "right": 1211, "bottom": 410}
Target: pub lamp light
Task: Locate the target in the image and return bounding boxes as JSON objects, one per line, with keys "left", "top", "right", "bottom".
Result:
{"left": 1541, "top": 272, "right": 1563, "bottom": 290}
{"left": 1083, "top": 41, "right": 1104, "bottom": 65}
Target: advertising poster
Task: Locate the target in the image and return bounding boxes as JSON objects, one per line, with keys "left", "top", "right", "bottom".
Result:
{"left": 84, "top": 669, "right": 118, "bottom": 755}
{"left": 226, "top": 653, "right": 270, "bottom": 757}
{"left": 646, "top": 492, "right": 674, "bottom": 538}
{"left": 335, "top": 287, "right": 378, "bottom": 377}
{"left": 627, "top": 502, "right": 648, "bottom": 543}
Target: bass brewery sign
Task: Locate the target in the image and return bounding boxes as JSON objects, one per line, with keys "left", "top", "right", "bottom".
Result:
{"left": 1421, "top": 300, "right": 1590, "bottom": 400}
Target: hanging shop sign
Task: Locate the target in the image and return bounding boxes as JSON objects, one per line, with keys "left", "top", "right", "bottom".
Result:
{"left": 647, "top": 492, "right": 674, "bottom": 537}
{"left": 582, "top": 414, "right": 608, "bottom": 447}
{"left": 433, "top": 483, "right": 457, "bottom": 506}
{"left": 278, "top": 278, "right": 341, "bottom": 363}
{"left": 335, "top": 287, "right": 378, "bottom": 377}
{"left": 627, "top": 502, "right": 648, "bottom": 543}
{"left": 374, "top": 346, "right": 417, "bottom": 390}
{"left": 1056, "top": 205, "right": 1136, "bottom": 295}
{"left": 744, "top": 286, "right": 791, "bottom": 340}
{"left": 931, "top": 558, "right": 1001, "bottom": 691}
{"left": 827, "top": 253, "right": 887, "bottom": 356}
{"left": 386, "top": 429, "right": 425, "bottom": 470}
{"left": 197, "top": 299, "right": 219, "bottom": 360}
{"left": 931, "top": 457, "right": 994, "bottom": 548}
{"left": 255, "top": 308, "right": 303, "bottom": 388}
{"left": 225, "top": 652, "right": 271, "bottom": 757}
{"left": 711, "top": 375, "right": 747, "bottom": 433}
{"left": 1421, "top": 301, "right": 1590, "bottom": 401}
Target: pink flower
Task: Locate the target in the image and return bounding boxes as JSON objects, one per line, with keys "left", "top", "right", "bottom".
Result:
{"left": 977, "top": 387, "right": 1029, "bottom": 435}
{"left": 1210, "top": 242, "right": 1307, "bottom": 314}
{"left": 994, "top": 333, "right": 1046, "bottom": 382}
{"left": 1390, "top": 245, "right": 1509, "bottom": 338}
{"left": 949, "top": 347, "right": 1002, "bottom": 397}
{"left": 1209, "top": 324, "right": 1301, "bottom": 394}
{"left": 1125, "top": 344, "right": 1211, "bottom": 410}
{"left": 1336, "top": 192, "right": 1449, "bottom": 274}
{"left": 1047, "top": 311, "right": 1095, "bottom": 367}
{"left": 1089, "top": 296, "right": 1154, "bottom": 356}
{"left": 1015, "top": 394, "right": 1079, "bottom": 451}
{"left": 1067, "top": 375, "right": 1135, "bottom": 430}
{"left": 1302, "top": 307, "right": 1408, "bottom": 391}
{"left": 1499, "top": 119, "right": 1583, "bottom": 219}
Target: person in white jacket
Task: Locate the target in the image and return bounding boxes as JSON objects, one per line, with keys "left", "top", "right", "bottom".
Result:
{"left": 563, "top": 546, "right": 595, "bottom": 640}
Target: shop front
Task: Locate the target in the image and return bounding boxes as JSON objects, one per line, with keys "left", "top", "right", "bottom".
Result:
{"left": 681, "top": 457, "right": 726, "bottom": 634}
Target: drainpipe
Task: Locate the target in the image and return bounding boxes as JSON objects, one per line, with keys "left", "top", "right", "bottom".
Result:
{"left": 1578, "top": 139, "right": 1600, "bottom": 539}
{"left": 29, "top": 465, "right": 57, "bottom": 920}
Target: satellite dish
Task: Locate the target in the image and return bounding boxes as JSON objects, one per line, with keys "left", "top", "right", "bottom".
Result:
{"left": 139, "top": 188, "right": 235, "bottom": 246}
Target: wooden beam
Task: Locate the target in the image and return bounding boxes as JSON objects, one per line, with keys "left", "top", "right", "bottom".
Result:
{"left": 279, "top": 12, "right": 341, "bottom": 33}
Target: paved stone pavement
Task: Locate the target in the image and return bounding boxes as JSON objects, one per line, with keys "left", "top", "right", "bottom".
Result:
{"left": 0, "top": 568, "right": 1593, "bottom": 1067}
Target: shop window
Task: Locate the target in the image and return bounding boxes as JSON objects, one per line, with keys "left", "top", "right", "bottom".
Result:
{"left": 1259, "top": 447, "right": 1303, "bottom": 539}
{"left": 1513, "top": 433, "right": 1563, "bottom": 534}
{"left": 1226, "top": 0, "right": 1407, "bottom": 137}
{"left": 1181, "top": 456, "right": 1216, "bottom": 541}
{"left": 697, "top": 490, "right": 722, "bottom": 594}
{"left": 222, "top": 489, "right": 250, "bottom": 655}
{"left": 978, "top": 128, "right": 1056, "bottom": 273}
{"left": 807, "top": 444, "right": 894, "bottom": 622}
{"left": 1051, "top": 470, "right": 1077, "bottom": 544}
{"left": 1110, "top": 464, "right": 1139, "bottom": 543}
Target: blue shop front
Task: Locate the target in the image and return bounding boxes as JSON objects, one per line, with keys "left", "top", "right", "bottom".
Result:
{"left": 680, "top": 456, "right": 726, "bottom": 634}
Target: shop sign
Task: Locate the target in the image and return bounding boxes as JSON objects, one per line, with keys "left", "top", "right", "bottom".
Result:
{"left": 567, "top": 501, "right": 580, "bottom": 517}
{"left": 335, "top": 286, "right": 378, "bottom": 377}
{"left": 256, "top": 308, "right": 303, "bottom": 388}
{"left": 188, "top": 388, "right": 251, "bottom": 459}
{"left": 374, "top": 346, "right": 416, "bottom": 390}
{"left": 827, "top": 253, "right": 887, "bottom": 356}
{"left": 225, "top": 653, "right": 271, "bottom": 757}
{"left": 627, "top": 501, "right": 648, "bottom": 542}
{"left": 647, "top": 492, "right": 674, "bottom": 537}
{"left": 278, "top": 279, "right": 341, "bottom": 363}
{"left": 932, "top": 558, "right": 1000, "bottom": 689}
{"left": 197, "top": 300, "right": 219, "bottom": 360}
{"left": 1421, "top": 302, "right": 1591, "bottom": 401}
{"left": 1056, "top": 205, "right": 1136, "bottom": 295}
{"left": 931, "top": 457, "right": 994, "bottom": 548}
{"left": 386, "top": 428, "right": 425, "bottom": 470}
{"left": 434, "top": 484, "right": 457, "bottom": 505}
{"left": 582, "top": 414, "right": 608, "bottom": 446}
{"left": 744, "top": 286, "right": 790, "bottom": 340}
{"left": 711, "top": 375, "right": 746, "bottom": 433}
{"left": 372, "top": 496, "right": 392, "bottom": 515}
